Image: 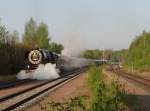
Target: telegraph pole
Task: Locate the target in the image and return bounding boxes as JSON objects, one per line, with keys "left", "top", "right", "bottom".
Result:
{"left": 143, "top": 35, "right": 146, "bottom": 69}
{"left": 144, "top": 35, "right": 146, "bottom": 56}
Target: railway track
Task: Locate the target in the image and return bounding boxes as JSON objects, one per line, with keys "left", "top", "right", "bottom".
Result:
{"left": 0, "top": 70, "right": 81, "bottom": 89}
{"left": 0, "top": 79, "right": 37, "bottom": 89}
{"left": 0, "top": 67, "right": 87, "bottom": 111}
{"left": 113, "top": 69, "right": 150, "bottom": 88}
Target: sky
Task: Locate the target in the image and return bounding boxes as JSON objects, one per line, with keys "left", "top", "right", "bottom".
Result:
{"left": 0, "top": 0, "right": 150, "bottom": 53}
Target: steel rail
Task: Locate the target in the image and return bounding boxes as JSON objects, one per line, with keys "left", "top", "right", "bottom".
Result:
{"left": 0, "top": 67, "right": 87, "bottom": 111}
{"left": 114, "top": 70, "right": 150, "bottom": 88}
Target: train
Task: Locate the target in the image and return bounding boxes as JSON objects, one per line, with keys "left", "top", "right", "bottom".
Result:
{"left": 24, "top": 48, "right": 108, "bottom": 73}
{"left": 24, "top": 49, "right": 60, "bottom": 72}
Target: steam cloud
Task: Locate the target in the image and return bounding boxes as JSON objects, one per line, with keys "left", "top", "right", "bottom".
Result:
{"left": 17, "top": 63, "right": 60, "bottom": 80}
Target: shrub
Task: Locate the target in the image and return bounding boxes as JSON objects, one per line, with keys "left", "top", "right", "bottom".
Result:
{"left": 87, "top": 65, "right": 137, "bottom": 111}
{"left": 43, "top": 65, "right": 137, "bottom": 111}
{"left": 40, "top": 96, "right": 89, "bottom": 111}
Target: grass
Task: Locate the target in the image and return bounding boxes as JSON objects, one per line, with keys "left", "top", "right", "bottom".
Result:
{"left": 41, "top": 65, "right": 138, "bottom": 111}
{"left": 87, "top": 65, "right": 136, "bottom": 111}
{"left": 40, "top": 96, "right": 90, "bottom": 111}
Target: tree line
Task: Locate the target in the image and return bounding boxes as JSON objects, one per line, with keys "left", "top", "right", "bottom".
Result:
{"left": 82, "top": 30, "right": 150, "bottom": 72}
{"left": 82, "top": 49, "right": 125, "bottom": 63}
{"left": 124, "top": 31, "right": 150, "bottom": 72}
{"left": 0, "top": 18, "right": 63, "bottom": 75}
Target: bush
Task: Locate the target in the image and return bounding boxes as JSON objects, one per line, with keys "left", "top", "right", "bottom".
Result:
{"left": 41, "top": 66, "right": 137, "bottom": 111}
{"left": 87, "top": 65, "right": 137, "bottom": 111}
{"left": 40, "top": 96, "right": 89, "bottom": 111}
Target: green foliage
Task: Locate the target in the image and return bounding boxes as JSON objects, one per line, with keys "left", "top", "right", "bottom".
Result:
{"left": 0, "top": 22, "right": 25, "bottom": 74}
{"left": 125, "top": 31, "right": 150, "bottom": 71}
{"left": 40, "top": 96, "right": 89, "bottom": 111}
{"left": 23, "top": 18, "right": 37, "bottom": 48}
{"left": 103, "top": 49, "right": 127, "bottom": 63}
{"left": 0, "top": 22, "right": 9, "bottom": 44}
{"left": 87, "top": 65, "right": 103, "bottom": 93}
{"left": 82, "top": 49, "right": 126, "bottom": 63}
{"left": 87, "top": 66, "right": 137, "bottom": 111}
{"left": 0, "top": 18, "right": 64, "bottom": 74}
{"left": 43, "top": 66, "right": 137, "bottom": 111}
{"left": 35, "top": 22, "right": 50, "bottom": 48}
{"left": 23, "top": 18, "right": 63, "bottom": 53}
{"left": 11, "top": 30, "right": 19, "bottom": 44}
{"left": 82, "top": 49, "right": 102, "bottom": 59}
{"left": 87, "top": 66, "right": 122, "bottom": 111}
{"left": 49, "top": 42, "right": 64, "bottom": 54}
{"left": 23, "top": 18, "right": 50, "bottom": 48}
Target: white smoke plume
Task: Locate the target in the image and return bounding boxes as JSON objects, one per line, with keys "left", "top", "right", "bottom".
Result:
{"left": 17, "top": 63, "right": 60, "bottom": 80}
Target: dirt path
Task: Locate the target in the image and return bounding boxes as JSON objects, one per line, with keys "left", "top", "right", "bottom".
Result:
{"left": 28, "top": 72, "right": 88, "bottom": 111}
{"left": 104, "top": 70, "right": 150, "bottom": 111}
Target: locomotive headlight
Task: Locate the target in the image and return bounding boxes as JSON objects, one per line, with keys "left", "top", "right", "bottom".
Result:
{"left": 28, "top": 50, "right": 42, "bottom": 65}
{"left": 27, "top": 65, "right": 30, "bottom": 69}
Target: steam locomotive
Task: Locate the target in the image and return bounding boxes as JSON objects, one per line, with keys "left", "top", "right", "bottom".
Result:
{"left": 23, "top": 49, "right": 106, "bottom": 74}
{"left": 24, "top": 49, "right": 59, "bottom": 72}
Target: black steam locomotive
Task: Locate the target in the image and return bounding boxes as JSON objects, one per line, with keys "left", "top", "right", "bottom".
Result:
{"left": 24, "top": 49, "right": 59, "bottom": 72}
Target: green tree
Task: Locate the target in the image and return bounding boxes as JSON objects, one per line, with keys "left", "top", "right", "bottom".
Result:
{"left": 49, "top": 42, "right": 64, "bottom": 54}
{"left": 0, "top": 18, "right": 64, "bottom": 74}
{"left": 23, "top": 18, "right": 37, "bottom": 48}
{"left": 125, "top": 31, "right": 150, "bottom": 71}
{"left": 82, "top": 50, "right": 102, "bottom": 59}
{"left": 0, "top": 22, "right": 9, "bottom": 44}
{"left": 0, "top": 22, "right": 18, "bottom": 74}
{"left": 82, "top": 50, "right": 93, "bottom": 59}
{"left": 23, "top": 18, "right": 51, "bottom": 49}
{"left": 35, "top": 22, "right": 50, "bottom": 48}
{"left": 11, "top": 30, "right": 19, "bottom": 45}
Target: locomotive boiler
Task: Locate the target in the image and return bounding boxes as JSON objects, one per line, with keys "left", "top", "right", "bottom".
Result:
{"left": 24, "top": 49, "right": 59, "bottom": 72}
